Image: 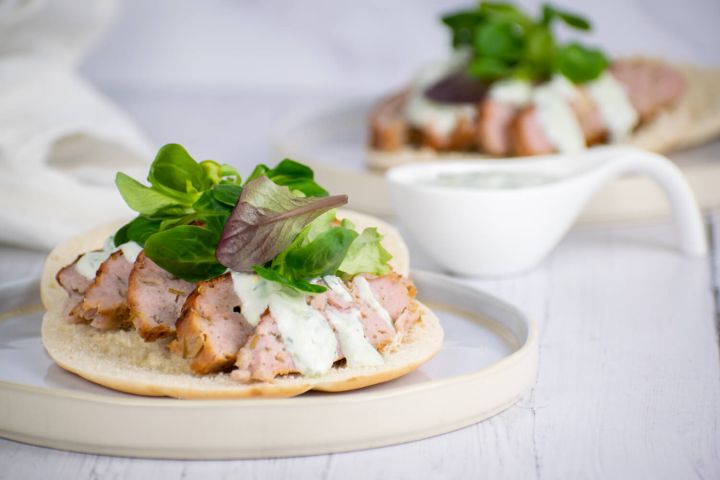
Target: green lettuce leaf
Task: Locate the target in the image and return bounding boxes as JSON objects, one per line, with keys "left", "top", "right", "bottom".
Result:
{"left": 441, "top": 1, "right": 606, "bottom": 83}
{"left": 143, "top": 226, "right": 227, "bottom": 282}
{"left": 339, "top": 227, "right": 392, "bottom": 276}
{"left": 253, "top": 265, "right": 326, "bottom": 294}
{"left": 114, "top": 143, "right": 335, "bottom": 282}
{"left": 115, "top": 173, "right": 181, "bottom": 216}
{"left": 245, "top": 159, "right": 328, "bottom": 197}
{"left": 254, "top": 211, "right": 392, "bottom": 293}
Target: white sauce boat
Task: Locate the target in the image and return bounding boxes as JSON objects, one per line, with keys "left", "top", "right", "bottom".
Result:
{"left": 386, "top": 146, "right": 707, "bottom": 276}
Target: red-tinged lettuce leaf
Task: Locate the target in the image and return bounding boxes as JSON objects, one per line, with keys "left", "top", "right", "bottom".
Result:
{"left": 216, "top": 176, "right": 347, "bottom": 272}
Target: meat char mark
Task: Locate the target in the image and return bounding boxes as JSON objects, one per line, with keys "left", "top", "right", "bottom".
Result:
{"left": 170, "top": 273, "right": 254, "bottom": 375}
{"left": 127, "top": 252, "right": 195, "bottom": 342}
{"left": 72, "top": 251, "right": 134, "bottom": 330}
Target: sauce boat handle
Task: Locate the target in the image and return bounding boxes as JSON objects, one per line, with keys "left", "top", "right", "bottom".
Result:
{"left": 594, "top": 148, "right": 707, "bottom": 257}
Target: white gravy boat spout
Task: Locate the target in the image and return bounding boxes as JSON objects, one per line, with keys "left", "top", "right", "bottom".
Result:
{"left": 386, "top": 146, "right": 707, "bottom": 277}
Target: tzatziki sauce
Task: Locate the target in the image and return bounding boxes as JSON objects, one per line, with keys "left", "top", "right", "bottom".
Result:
{"left": 325, "top": 307, "right": 383, "bottom": 368}
{"left": 488, "top": 79, "right": 533, "bottom": 107}
{"left": 75, "top": 236, "right": 142, "bottom": 280}
{"left": 322, "top": 275, "right": 384, "bottom": 367}
{"left": 352, "top": 276, "right": 394, "bottom": 331}
{"left": 268, "top": 292, "right": 338, "bottom": 377}
{"left": 586, "top": 72, "right": 638, "bottom": 142}
{"left": 425, "top": 170, "right": 560, "bottom": 190}
{"left": 532, "top": 75, "right": 585, "bottom": 153}
{"left": 231, "top": 273, "right": 386, "bottom": 376}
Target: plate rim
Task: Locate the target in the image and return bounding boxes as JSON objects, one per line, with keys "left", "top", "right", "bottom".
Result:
{"left": 0, "top": 269, "right": 538, "bottom": 458}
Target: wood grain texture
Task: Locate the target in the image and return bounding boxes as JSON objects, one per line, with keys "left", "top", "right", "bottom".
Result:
{"left": 2, "top": 220, "right": 718, "bottom": 479}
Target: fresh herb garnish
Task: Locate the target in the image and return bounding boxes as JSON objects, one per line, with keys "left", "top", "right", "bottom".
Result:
{"left": 442, "top": 2, "right": 607, "bottom": 83}
{"left": 245, "top": 159, "right": 329, "bottom": 197}
{"left": 115, "top": 144, "right": 393, "bottom": 291}
{"left": 215, "top": 176, "right": 348, "bottom": 273}
{"left": 250, "top": 211, "right": 392, "bottom": 293}
{"left": 114, "top": 144, "right": 329, "bottom": 282}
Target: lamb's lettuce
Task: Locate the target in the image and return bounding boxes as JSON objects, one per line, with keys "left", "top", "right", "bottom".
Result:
{"left": 442, "top": 2, "right": 607, "bottom": 84}
{"left": 113, "top": 143, "right": 393, "bottom": 288}
{"left": 113, "top": 144, "right": 328, "bottom": 282}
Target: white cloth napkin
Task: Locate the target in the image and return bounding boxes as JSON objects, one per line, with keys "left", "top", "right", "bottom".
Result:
{"left": 0, "top": 0, "right": 153, "bottom": 251}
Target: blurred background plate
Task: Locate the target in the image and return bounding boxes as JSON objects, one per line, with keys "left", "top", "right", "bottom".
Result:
{"left": 272, "top": 99, "right": 720, "bottom": 224}
{"left": 0, "top": 271, "right": 537, "bottom": 459}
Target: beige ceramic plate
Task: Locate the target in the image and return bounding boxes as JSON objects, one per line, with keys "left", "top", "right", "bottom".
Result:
{"left": 0, "top": 271, "right": 536, "bottom": 459}
{"left": 272, "top": 99, "right": 720, "bottom": 224}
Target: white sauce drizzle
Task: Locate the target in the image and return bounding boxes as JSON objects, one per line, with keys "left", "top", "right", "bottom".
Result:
{"left": 404, "top": 50, "right": 476, "bottom": 138}
{"left": 230, "top": 272, "right": 338, "bottom": 376}
{"left": 119, "top": 241, "right": 143, "bottom": 264}
{"left": 586, "top": 72, "right": 639, "bottom": 142}
{"left": 268, "top": 293, "right": 338, "bottom": 377}
{"left": 489, "top": 79, "right": 532, "bottom": 107}
{"left": 75, "top": 236, "right": 142, "bottom": 280}
{"left": 532, "top": 75, "right": 586, "bottom": 153}
{"left": 353, "top": 276, "right": 394, "bottom": 331}
{"left": 322, "top": 275, "right": 353, "bottom": 302}
{"left": 325, "top": 308, "right": 383, "bottom": 368}
{"left": 229, "top": 272, "right": 281, "bottom": 327}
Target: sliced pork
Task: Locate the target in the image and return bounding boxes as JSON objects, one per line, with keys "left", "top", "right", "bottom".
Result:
{"left": 170, "top": 273, "right": 254, "bottom": 375}
{"left": 511, "top": 107, "right": 555, "bottom": 156}
{"left": 128, "top": 252, "right": 195, "bottom": 342}
{"left": 369, "top": 91, "right": 409, "bottom": 152}
{"left": 611, "top": 59, "right": 685, "bottom": 121}
{"left": 421, "top": 114, "right": 476, "bottom": 152}
{"left": 573, "top": 90, "right": 607, "bottom": 146}
{"left": 72, "top": 251, "right": 133, "bottom": 330}
{"left": 56, "top": 255, "right": 94, "bottom": 321}
{"left": 358, "top": 272, "right": 420, "bottom": 335}
{"left": 476, "top": 99, "right": 517, "bottom": 156}
{"left": 233, "top": 314, "right": 296, "bottom": 383}
{"left": 232, "top": 273, "right": 420, "bottom": 383}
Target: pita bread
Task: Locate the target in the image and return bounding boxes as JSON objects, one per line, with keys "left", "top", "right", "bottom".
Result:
{"left": 40, "top": 210, "right": 443, "bottom": 398}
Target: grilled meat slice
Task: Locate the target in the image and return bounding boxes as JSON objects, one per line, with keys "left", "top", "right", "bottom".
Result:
{"left": 233, "top": 313, "right": 297, "bottom": 383}
{"left": 511, "top": 107, "right": 556, "bottom": 156}
{"left": 72, "top": 251, "right": 133, "bottom": 330}
{"left": 56, "top": 255, "right": 94, "bottom": 321}
{"left": 476, "top": 99, "right": 517, "bottom": 156}
{"left": 611, "top": 59, "right": 685, "bottom": 121}
{"left": 369, "top": 91, "right": 409, "bottom": 151}
{"left": 232, "top": 273, "right": 420, "bottom": 383}
{"left": 421, "top": 114, "right": 476, "bottom": 152}
{"left": 127, "top": 252, "right": 195, "bottom": 342}
{"left": 170, "top": 273, "right": 254, "bottom": 375}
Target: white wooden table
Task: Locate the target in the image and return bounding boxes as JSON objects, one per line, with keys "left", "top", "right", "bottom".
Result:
{"left": 1, "top": 90, "right": 718, "bottom": 479}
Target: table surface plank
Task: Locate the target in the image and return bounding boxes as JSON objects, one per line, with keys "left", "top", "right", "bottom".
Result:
{"left": 1, "top": 90, "right": 718, "bottom": 479}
